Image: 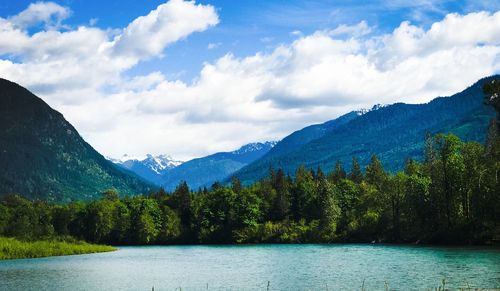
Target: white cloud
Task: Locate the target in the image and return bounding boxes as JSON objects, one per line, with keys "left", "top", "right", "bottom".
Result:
{"left": 129, "top": 11, "right": 500, "bottom": 157}
{"left": 329, "top": 21, "right": 372, "bottom": 37}
{"left": 9, "top": 1, "right": 71, "bottom": 30}
{"left": 112, "top": 0, "right": 219, "bottom": 60}
{"left": 0, "top": 0, "right": 218, "bottom": 105}
{"left": 0, "top": 3, "right": 499, "bottom": 160}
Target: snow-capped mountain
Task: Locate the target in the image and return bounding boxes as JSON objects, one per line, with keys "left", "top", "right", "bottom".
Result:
{"left": 161, "top": 141, "right": 279, "bottom": 190}
{"left": 108, "top": 142, "right": 277, "bottom": 189}
{"left": 231, "top": 141, "right": 278, "bottom": 155}
{"left": 142, "top": 154, "right": 183, "bottom": 174}
{"left": 109, "top": 154, "right": 183, "bottom": 185}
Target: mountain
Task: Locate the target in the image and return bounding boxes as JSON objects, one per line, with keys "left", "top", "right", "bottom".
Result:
{"left": 109, "top": 154, "right": 182, "bottom": 185}
{"left": 161, "top": 141, "right": 277, "bottom": 191}
{"left": 0, "top": 78, "right": 154, "bottom": 202}
{"left": 264, "top": 108, "right": 375, "bottom": 160}
{"left": 234, "top": 76, "right": 498, "bottom": 184}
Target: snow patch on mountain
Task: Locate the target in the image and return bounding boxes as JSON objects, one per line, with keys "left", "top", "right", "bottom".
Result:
{"left": 142, "top": 154, "right": 183, "bottom": 174}
{"left": 108, "top": 154, "right": 183, "bottom": 174}
{"left": 231, "top": 141, "right": 278, "bottom": 155}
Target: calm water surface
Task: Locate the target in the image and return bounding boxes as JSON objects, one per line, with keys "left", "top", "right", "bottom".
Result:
{"left": 0, "top": 244, "right": 499, "bottom": 290}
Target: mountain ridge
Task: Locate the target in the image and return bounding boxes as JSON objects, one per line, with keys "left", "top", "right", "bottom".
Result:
{"left": 109, "top": 154, "right": 182, "bottom": 185}
{"left": 232, "top": 76, "right": 498, "bottom": 184}
{"left": 160, "top": 141, "right": 277, "bottom": 190}
{"left": 0, "top": 78, "right": 154, "bottom": 202}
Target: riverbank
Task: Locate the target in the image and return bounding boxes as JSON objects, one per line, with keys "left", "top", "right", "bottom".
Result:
{"left": 0, "top": 237, "right": 116, "bottom": 260}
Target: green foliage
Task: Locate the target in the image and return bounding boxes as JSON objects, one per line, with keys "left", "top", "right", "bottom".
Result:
{"left": 0, "top": 236, "right": 115, "bottom": 260}
{"left": 0, "top": 132, "right": 498, "bottom": 245}
{"left": 349, "top": 157, "right": 364, "bottom": 183}
{"left": 483, "top": 79, "right": 500, "bottom": 117}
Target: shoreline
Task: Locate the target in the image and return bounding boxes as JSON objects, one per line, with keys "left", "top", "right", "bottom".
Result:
{"left": 0, "top": 237, "right": 116, "bottom": 260}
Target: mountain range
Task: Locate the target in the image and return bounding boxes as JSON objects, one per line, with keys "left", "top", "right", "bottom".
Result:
{"left": 232, "top": 76, "right": 498, "bottom": 184}
{"left": 0, "top": 78, "right": 154, "bottom": 202}
{"left": 0, "top": 76, "right": 497, "bottom": 201}
{"left": 160, "top": 141, "right": 277, "bottom": 191}
{"left": 108, "top": 154, "right": 182, "bottom": 185}
{"left": 111, "top": 142, "right": 277, "bottom": 191}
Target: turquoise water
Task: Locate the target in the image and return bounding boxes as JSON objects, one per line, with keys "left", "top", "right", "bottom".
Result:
{"left": 0, "top": 244, "right": 499, "bottom": 290}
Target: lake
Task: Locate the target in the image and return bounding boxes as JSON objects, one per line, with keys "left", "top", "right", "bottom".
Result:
{"left": 0, "top": 244, "right": 499, "bottom": 290}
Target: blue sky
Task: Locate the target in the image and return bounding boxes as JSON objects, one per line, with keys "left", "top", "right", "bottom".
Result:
{"left": 0, "top": 1, "right": 499, "bottom": 160}
{"left": 2, "top": 0, "right": 497, "bottom": 82}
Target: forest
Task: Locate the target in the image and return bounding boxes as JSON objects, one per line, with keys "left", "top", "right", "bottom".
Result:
{"left": 0, "top": 80, "right": 499, "bottom": 246}
{"left": 1, "top": 129, "right": 498, "bottom": 245}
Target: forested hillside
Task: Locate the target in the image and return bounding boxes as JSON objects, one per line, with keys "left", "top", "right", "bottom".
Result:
{"left": 0, "top": 79, "right": 154, "bottom": 202}
{"left": 234, "top": 76, "right": 498, "bottom": 184}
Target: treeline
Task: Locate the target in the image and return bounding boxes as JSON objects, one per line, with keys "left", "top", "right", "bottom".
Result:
{"left": 0, "top": 131, "right": 498, "bottom": 245}
{"left": 1, "top": 81, "right": 499, "bottom": 245}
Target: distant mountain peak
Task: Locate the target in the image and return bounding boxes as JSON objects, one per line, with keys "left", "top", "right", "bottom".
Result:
{"left": 232, "top": 141, "right": 278, "bottom": 155}
{"left": 108, "top": 153, "right": 183, "bottom": 184}
{"left": 142, "top": 154, "right": 183, "bottom": 174}
{"left": 108, "top": 154, "right": 142, "bottom": 163}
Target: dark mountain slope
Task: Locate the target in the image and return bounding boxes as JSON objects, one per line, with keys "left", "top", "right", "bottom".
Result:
{"left": 234, "top": 76, "right": 497, "bottom": 184}
{"left": 0, "top": 78, "right": 153, "bottom": 202}
{"left": 162, "top": 142, "right": 276, "bottom": 191}
{"left": 264, "top": 110, "right": 363, "bottom": 159}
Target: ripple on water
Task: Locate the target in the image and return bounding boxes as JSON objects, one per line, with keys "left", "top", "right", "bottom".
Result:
{"left": 0, "top": 244, "right": 499, "bottom": 290}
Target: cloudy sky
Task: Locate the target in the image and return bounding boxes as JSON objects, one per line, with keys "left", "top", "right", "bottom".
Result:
{"left": 0, "top": 0, "right": 499, "bottom": 160}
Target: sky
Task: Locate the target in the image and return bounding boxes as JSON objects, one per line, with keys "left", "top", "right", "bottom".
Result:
{"left": 0, "top": 0, "right": 499, "bottom": 161}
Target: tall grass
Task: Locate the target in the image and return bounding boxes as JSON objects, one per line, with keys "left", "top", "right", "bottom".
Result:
{"left": 0, "top": 236, "right": 116, "bottom": 260}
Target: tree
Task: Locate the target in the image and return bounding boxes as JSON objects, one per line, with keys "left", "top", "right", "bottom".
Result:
{"left": 404, "top": 158, "right": 421, "bottom": 176}
{"left": 424, "top": 133, "right": 465, "bottom": 230}
{"left": 481, "top": 121, "right": 500, "bottom": 223}
{"left": 128, "top": 198, "right": 161, "bottom": 244}
{"left": 365, "top": 154, "right": 387, "bottom": 191}
{"left": 102, "top": 189, "right": 119, "bottom": 201}
{"left": 52, "top": 205, "right": 72, "bottom": 236}
{"left": 109, "top": 200, "right": 130, "bottom": 244}
{"left": 404, "top": 173, "right": 431, "bottom": 238}
{"left": 483, "top": 78, "right": 500, "bottom": 131}
{"left": 333, "top": 179, "right": 361, "bottom": 235}
{"left": 1, "top": 194, "right": 39, "bottom": 239}
{"left": 196, "top": 187, "right": 236, "bottom": 242}
{"left": 0, "top": 203, "right": 10, "bottom": 235}
{"left": 270, "top": 169, "right": 290, "bottom": 221}
{"left": 291, "top": 166, "right": 318, "bottom": 221}
{"left": 231, "top": 176, "right": 242, "bottom": 193}
{"left": 462, "top": 142, "right": 485, "bottom": 222}
{"left": 234, "top": 188, "right": 262, "bottom": 229}
{"left": 317, "top": 177, "right": 340, "bottom": 239}
{"left": 386, "top": 172, "right": 407, "bottom": 241}
{"left": 349, "top": 157, "right": 363, "bottom": 183}
{"left": 83, "top": 200, "right": 114, "bottom": 243}
{"left": 170, "top": 181, "right": 192, "bottom": 228}
{"left": 157, "top": 205, "right": 181, "bottom": 243}
{"left": 329, "top": 161, "right": 346, "bottom": 183}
